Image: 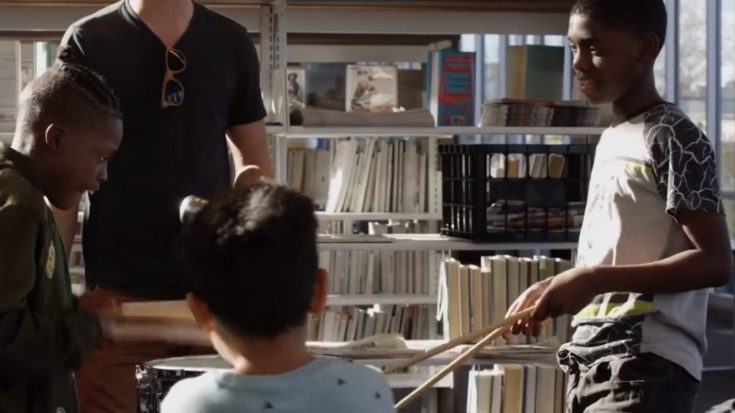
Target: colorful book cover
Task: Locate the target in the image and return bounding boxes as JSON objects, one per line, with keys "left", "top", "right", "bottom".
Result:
{"left": 345, "top": 64, "right": 398, "bottom": 112}
{"left": 427, "top": 50, "right": 476, "bottom": 126}
{"left": 305, "top": 63, "right": 346, "bottom": 111}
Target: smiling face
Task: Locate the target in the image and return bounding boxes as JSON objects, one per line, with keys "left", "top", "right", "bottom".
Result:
{"left": 43, "top": 115, "right": 123, "bottom": 209}
{"left": 567, "top": 13, "right": 657, "bottom": 105}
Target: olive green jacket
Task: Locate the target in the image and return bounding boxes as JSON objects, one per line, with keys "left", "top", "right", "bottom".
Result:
{"left": 0, "top": 142, "right": 101, "bottom": 413}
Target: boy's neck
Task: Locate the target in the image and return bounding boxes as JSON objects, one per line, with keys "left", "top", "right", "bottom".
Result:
{"left": 10, "top": 133, "right": 45, "bottom": 188}
{"left": 611, "top": 71, "right": 665, "bottom": 123}
{"left": 221, "top": 328, "right": 314, "bottom": 376}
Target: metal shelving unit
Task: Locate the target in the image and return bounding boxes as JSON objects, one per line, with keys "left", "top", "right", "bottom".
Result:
{"left": 318, "top": 234, "right": 579, "bottom": 252}
{"left": 325, "top": 294, "right": 436, "bottom": 306}
{"left": 1, "top": 0, "right": 590, "bottom": 403}
{"left": 316, "top": 212, "right": 443, "bottom": 221}
{"left": 283, "top": 126, "right": 606, "bottom": 139}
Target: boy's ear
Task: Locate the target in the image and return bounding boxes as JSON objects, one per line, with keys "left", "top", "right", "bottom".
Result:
{"left": 639, "top": 32, "right": 661, "bottom": 64}
{"left": 186, "top": 293, "right": 217, "bottom": 333}
{"left": 309, "top": 268, "right": 328, "bottom": 314}
{"left": 43, "top": 124, "right": 64, "bottom": 152}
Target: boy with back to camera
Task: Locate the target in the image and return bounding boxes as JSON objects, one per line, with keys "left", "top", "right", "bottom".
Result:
{"left": 162, "top": 182, "right": 396, "bottom": 413}
{"left": 0, "top": 56, "right": 123, "bottom": 413}
{"left": 505, "top": 0, "right": 733, "bottom": 412}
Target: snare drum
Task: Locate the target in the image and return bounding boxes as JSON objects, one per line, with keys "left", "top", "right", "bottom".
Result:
{"left": 136, "top": 355, "right": 230, "bottom": 413}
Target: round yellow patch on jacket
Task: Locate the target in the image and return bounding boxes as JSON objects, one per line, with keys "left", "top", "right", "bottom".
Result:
{"left": 46, "top": 242, "right": 56, "bottom": 279}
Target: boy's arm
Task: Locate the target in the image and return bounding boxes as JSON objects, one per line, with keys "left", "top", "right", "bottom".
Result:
{"left": 531, "top": 123, "right": 733, "bottom": 322}
{"left": 532, "top": 210, "right": 733, "bottom": 320}
{"left": 0, "top": 205, "right": 101, "bottom": 378}
{"left": 595, "top": 210, "right": 732, "bottom": 293}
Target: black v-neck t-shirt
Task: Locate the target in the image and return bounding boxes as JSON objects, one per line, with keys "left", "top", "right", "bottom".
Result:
{"left": 61, "top": 0, "right": 266, "bottom": 299}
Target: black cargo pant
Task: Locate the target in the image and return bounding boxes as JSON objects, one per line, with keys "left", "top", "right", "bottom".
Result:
{"left": 565, "top": 353, "right": 700, "bottom": 413}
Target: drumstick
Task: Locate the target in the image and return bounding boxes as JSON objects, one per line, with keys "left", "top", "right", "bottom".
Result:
{"left": 383, "top": 306, "right": 536, "bottom": 374}
{"left": 120, "top": 300, "right": 194, "bottom": 322}
{"left": 105, "top": 316, "right": 210, "bottom": 346}
{"left": 393, "top": 306, "right": 537, "bottom": 410}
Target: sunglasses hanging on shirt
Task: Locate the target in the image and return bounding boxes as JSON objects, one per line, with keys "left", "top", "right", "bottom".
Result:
{"left": 161, "top": 48, "right": 186, "bottom": 109}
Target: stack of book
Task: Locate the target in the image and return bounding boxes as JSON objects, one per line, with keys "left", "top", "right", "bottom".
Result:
{"left": 442, "top": 255, "right": 572, "bottom": 344}
{"left": 467, "top": 364, "right": 566, "bottom": 413}
{"left": 287, "top": 146, "right": 330, "bottom": 209}
{"left": 288, "top": 138, "right": 430, "bottom": 214}
{"left": 482, "top": 99, "right": 554, "bottom": 127}
{"left": 320, "top": 250, "right": 432, "bottom": 295}
{"left": 308, "top": 305, "right": 435, "bottom": 342}
{"left": 550, "top": 103, "right": 600, "bottom": 127}
{"left": 485, "top": 201, "right": 585, "bottom": 234}
{"left": 481, "top": 99, "right": 599, "bottom": 127}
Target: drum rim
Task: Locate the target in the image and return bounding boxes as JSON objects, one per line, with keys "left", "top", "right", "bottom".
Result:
{"left": 143, "top": 355, "right": 230, "bottom": 372}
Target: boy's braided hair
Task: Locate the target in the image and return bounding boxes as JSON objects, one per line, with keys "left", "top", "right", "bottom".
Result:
{"left": 18, "top": 46, "right": 121, "bottom": 135}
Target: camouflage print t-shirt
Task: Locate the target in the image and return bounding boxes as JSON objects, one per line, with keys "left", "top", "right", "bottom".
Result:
{"left": 558, "top": 103, "right": 724, "bottom": 381}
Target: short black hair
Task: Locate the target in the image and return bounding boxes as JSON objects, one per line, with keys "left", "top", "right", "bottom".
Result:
{"left": 182, "top": 182, "right": 319, "bottom": 338}
{"left": 18, "top": 47, "right": 121, "bottom": 136}
{"left": 571, "top": 0, "right": 667, "bottom": 53}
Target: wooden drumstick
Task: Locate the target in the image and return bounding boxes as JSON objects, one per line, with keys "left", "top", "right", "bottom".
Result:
{"left": 393, "top": 306, "right": 537, "bottom": 410}
{"left": 105, "top": 316, "right": 210, "bottom": 346}
{"left": 384, "top": 306, "right": 536, "bottom": 375}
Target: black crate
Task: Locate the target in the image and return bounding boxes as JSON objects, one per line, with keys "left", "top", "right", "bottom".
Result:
{"left": 439, "top": 143, "right": 595, "bottom": 242}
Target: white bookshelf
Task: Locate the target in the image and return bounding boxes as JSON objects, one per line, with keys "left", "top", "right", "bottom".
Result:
{"left": 265, "top": 125, "right": 286, "bottom": 135}
{"left": 345, "top": 349, "right": 558, "bottom": 370}
{"left": 318, "top": 234, "right": 579, "bottom": 252}
{"left": 283, "top": 126, "right": 606, "bottom": 139}
{"left": 316, "top": 212, "right": 442, "bottom": 221}
{"left": 385, "top": 373, "right": 453, "bottom": 389}
{"left": 325, "top": 294, "right": 436, "bottom": 306}
{"left": 263, "top": 8, "right": 589, "bottom": 400}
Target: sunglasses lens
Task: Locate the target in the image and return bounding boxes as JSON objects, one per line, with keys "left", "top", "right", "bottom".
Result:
{"left": 167, "top": 49, "right": 186, "bottom": 72}
{"left": 164, "top": 79, "right": 184, "bottom": 106}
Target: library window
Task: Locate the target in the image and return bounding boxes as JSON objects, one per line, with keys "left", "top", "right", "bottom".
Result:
{"left": 679, "top": 0, "right": 707, "bottom": 129}
{"left": 721, "top": 0, "right": 735, "bottom": 199}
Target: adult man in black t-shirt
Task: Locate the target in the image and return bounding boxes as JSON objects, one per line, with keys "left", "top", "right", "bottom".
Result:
{"left": 55, "top": 0, "right": 273, "bottom": 411}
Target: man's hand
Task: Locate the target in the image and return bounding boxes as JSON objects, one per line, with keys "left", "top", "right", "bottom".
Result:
{"left": 77, "top": 291, "right": 118, "bottom": 316}
{"left": 77, "top": 291, "right": 120, "bottom": 341}
{"left": 532, "top": 266, "right": 599, "bottom": 321}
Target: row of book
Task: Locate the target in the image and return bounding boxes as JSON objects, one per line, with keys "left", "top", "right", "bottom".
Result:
{"left": 288, "top": 52, "right": 475, "bottom": 126}
{"left": 485, "top": 201, "right": 585, "bottom": 233}
{"left": 307, "top": 304, "right": 436, "bottom": 342}
{"left": 486, "top": 153, "right": 567, "bottom": 179}
{"left": 442, "top": 255, "right": 572, "bottom": 344}
{"left": 288, "top": 63, "right": 425, "bottom": 118}
{"left": 287, "top": 139, "right": 431, "bottom": 213}
{"left": 290, "top": 46, "right": 593, "bottom": 127}
{"left": 481, "top": 99, "right": 599, "bottom": 127}
{"left": 319, "top": 250, "right": 434, "bottom": 295}
{"left": 467, "top": 364, "right": 566, "bottom": 413}
{"left": 286, "top": 147, "right": 330, "bottom": 210}
{"left": 328, "top": 139, "right": 429, "bottom": 213}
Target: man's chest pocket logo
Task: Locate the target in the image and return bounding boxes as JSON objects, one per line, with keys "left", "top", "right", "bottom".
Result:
{"left": 46, "top": 242, "right": 56, "bottom": 279}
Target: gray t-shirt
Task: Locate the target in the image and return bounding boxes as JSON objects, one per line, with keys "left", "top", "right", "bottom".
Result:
{"left": 558, "top": 103, "right": 724, "bottom": 381}
{"left": 161, "top": 358, "right": 396, "bottom": 413}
